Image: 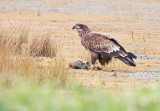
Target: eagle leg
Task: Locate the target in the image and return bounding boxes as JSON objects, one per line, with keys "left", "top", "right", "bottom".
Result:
{"left": 98, "top": 55, "right": 112, "bottom": 69}
{"left": 90, "top": 52, "right": 99, "bottom": 69}
{"left": 98, "top": 55, "right": 105, "bottom": 66}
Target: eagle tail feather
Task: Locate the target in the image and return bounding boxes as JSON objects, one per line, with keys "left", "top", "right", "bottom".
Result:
{"left": 127, "top": 52, "right": 137, "bottom": 59}
{"left": 118, "top": 56, "right": 136, "bottom": 67}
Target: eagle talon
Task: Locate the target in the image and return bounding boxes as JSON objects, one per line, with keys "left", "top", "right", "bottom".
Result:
{"left": 89, "top": 65, "right": 102, "bottom": 70}
{"left": 89, "top": 65, "right": 96, "bottom": 70}
{"left": 100, "top": 66, "right": 105, "bottom": 70}
{"left": 96, "top": 67, "right": 102, "bottom": 70}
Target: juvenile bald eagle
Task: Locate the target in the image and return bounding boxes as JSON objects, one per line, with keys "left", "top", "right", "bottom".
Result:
{"left": 72, "top": 23, "right": 137, "bottom": 69}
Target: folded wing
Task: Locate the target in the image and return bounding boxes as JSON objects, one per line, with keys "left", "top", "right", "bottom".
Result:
{"left": 83, "top": 32, "right": 127, "bottom": 58}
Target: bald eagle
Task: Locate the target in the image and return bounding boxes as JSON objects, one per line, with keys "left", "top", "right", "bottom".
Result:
{"left": 72, "top": 23, "right": 137, "bottom": 69}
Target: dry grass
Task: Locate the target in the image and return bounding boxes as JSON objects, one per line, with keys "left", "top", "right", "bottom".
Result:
{"left": 0, "top": 30, "right": 23, "bottom": 55}
{"left": 0, "top": 32, "right": 23, "bottom": 71}
{"left": 0, "top": 57, "right": 68, "bottom": 88}
{"left": 29, "top": 37, "right": 57, "bottom": 57}
{"left": 0, "top": 23, "right": 67, "bottom": 88}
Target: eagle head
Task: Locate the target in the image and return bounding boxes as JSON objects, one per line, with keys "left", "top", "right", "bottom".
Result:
{"left": 72, "top": 23, "right": 89, "bottom": 30}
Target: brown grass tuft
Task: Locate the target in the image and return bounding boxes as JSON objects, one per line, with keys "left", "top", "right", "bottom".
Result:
{"left": 0, "top": 35, "right": 23, "bottom": 71}
{"left": 29, "top": 37, "right": 57, "bottom": 57}
{"left": 19, "top": 29, "right": 29, "bottom": 44}
{"left": 0, "top": 34, "right": 23, "bottom": 55}
{"left": 0, "top": 25, "right": 67, "bottom": 88}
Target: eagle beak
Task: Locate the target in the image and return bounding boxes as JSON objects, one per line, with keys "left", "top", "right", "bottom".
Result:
{"left": 72, "top": 25, "right": 77, "bottom": 30}
{"left": 72, "top": 24, "right": 81, "bottom": 30}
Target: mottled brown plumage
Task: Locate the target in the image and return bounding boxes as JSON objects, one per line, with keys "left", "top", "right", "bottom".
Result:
{"left": 72, "top": 23, "right": 137, "bottom": 68}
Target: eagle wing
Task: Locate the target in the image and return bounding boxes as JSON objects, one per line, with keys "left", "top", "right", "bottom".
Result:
{"left": 82, "top": 32, "right": 127, "bottom": 58}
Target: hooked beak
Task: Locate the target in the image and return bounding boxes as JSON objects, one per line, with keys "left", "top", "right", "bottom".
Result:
{"left": 72, "top": 25, "right": 77, "bottom": 30}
